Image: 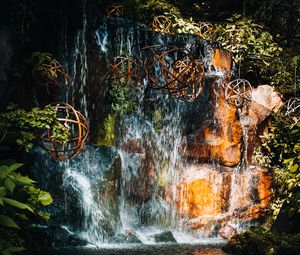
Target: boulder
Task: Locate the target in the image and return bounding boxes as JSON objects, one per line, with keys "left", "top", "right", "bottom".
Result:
{"left": 220, "top": 222, "right": 238, "bottom": 239}
{"left": 153, "top": 231, "right": 177, "bottom": 243}
{"left": 109, "top": 231, "right": 142, "bottom": 243}
{"left": 182, "top": 88, "right": 242, "bottom": 167}
{"left": 245, "top": 85, "right": 283, "bottom": 126}
{"left": 173, "top": 164, "right": 271, "bottom": 237}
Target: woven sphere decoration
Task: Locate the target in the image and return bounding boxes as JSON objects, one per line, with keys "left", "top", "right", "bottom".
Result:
{"left": 39, "top": 103, "right": 89, "bottom": 160}
{"left": 33, "top": 58, "right": 68, "bottom": 87}
{"left": 170, "top": 59, "right": 205, "bottom": 102}
{"left": 104, "top": 56, "right": 142, "bottom": 87}
{"left": 225, "top": 79, "right": 253, "bottom": 107}
{"left": 106, "top": 3, "right": 125, "bottom": 18}
{"left": 143, "top": 45, "right": 205, "bottom": 99}
{"left": 198, "top": 22, "right": 213, "bottom": 39}
{"left": 284, "top": 97, "right": 300, "bottom": 117}
{"left": 152, "top": 15, "right": 173, "bottom": 34}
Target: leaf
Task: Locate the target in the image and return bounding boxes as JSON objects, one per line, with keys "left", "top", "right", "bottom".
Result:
{"left": 2, "top": 197, "right": 34, "bottom": 212}
{"left": 4, "top": 178, "right": 15, "bottom": 193}
{"left": 0, "top": 214, "right": 20, "bottom": 229}
{"left": 14, "top": 174, "right": 35, "bottom": 185}
{"left": 289, "top": 164, "right": 298, "bottom": 173}
{"left": 2, "top": 246, "right": 25, "bottom": 255}
{"left": 7, "top": 163, "right": 23, "bottom": 173}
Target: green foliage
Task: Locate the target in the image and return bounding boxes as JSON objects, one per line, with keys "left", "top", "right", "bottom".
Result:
{"left": 0, "top": 161, "right": 53, "bottom": 254}
{"left": 256, "top": 112, "right": 300, "bottom": 223}
{"left": 0, "top": 105, "right": 69, "bottom": 152}
{"left": 223, "top": 226, "right": 300, "bottom": 255}
{"left": 131, "top": 0, "right": 181, "bottom": 22}
{"left": 110, "top": 85, "right": 137, "bottom": 114}
{"left": 96, "top": 114, "right": 117, "bottom": 147}
{"left": 171, "top": 15, "right": 201, "bottom": 37}
{"left": 267, "top": 56, "right": 299, "bottom": 96}
{"left": 215, "top": 14, "right": 282, "bottom": 63}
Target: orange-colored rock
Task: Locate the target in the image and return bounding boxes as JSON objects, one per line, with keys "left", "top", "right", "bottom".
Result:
{"left": 175, "top": 164, "right": 272, "bottom": 237}
{"left": 182, "top": 88, "right": 243, "bottom": 167}
{"left": 176, "top": 164, "right": 232, "bottom": 218}
{"left": 211, "top": 48, "right": 232, "bottom": 78}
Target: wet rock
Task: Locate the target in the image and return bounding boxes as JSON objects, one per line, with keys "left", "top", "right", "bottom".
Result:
{"left": 29, "top": 225, "right": 88, "bottom": 248}
{"left": 121, "top": 139, "right": 144, "bottom": 154}
{"left": 182, "top": 89, "right": 242, "bottom": 167}
{"left": 175, "top": 164, "right": 232, "bottom": 218}
{"left": 219, "top": 222, "right": 237, "bottom": 239}
{"left": 174, "top": 164, "right": 271, "bottom": 236}
{"left": 242, "top": 85, "right": 283, "bottom": 126}
{"left": 153, "top": 231, "right": 177, "bottom": 243}
{"left": 109, "top": 231, "right": 142, "bottom": 243}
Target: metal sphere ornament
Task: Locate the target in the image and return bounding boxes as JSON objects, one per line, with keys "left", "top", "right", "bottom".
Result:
{"left": 103, "top": 55, "right": 142, "bottom": 87}
{"left": 143, "top": 45, "right": 205, "bottom": 98}
{"left": 39, "top": 103, "right": 89, "bottom": 160}
{"left": 198, "top": 22, "right": 213, "bottom": 39}
{"left": 170, "top": 59, "right": 205, "bottom": 102}
{"left": 106, "top": 3, "right": 125, "bottom": 18}
{"left": 152, "top": 15, "right": 173, "bottom": 34}
{"left": 33, "top": 57, "right": 68, "bottom": 87}
{"left": 284, "top": 97, "right": 300, "bottom": 117}
{"left": 225, "top": 79, "right": 253, "bottom": 107}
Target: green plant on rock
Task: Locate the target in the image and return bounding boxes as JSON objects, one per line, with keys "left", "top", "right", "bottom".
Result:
{"left": 130, "top": 0, "right": 181, "bottom": 22}
{"left": 0, "top": 104, "right": 70, "bottom": 152}
{"left": 0, "top": 161, "right": 53, "bottom": 255}
{"left": 257, "top": 111, "right": 300, "bottom": 225}
{"left": 215, "top": 14, "right": 282, "bottom": 63}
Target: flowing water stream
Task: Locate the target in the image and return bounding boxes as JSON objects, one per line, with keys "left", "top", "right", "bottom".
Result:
{"left": 29, "top": 9, "right": 269, "bottom": 252}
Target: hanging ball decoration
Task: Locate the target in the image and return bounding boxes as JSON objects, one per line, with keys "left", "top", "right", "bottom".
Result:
{"left": 106, "top": 3, "right": 125, "bottom": 18}
{"left": 152, "top": 15, "right": 173, "bottom": 34}
{"left": 33, "top": 57, "right": 68, "bottom": 87}
{"left": 198, "top": 22, "right": 213, "bottom": 39}
{"left": 143, "top": 45, "right": 205, "bottom": 102}
{"left": 39, "top": 103, "right": 89, "bottom": 160}
{"left": 284, "top": 97, "right": 300, "bottom": 117}
{"left": 103, "top": 55, "right": 142, "bottom": 87}
{"left": 170, "top": 59, "right": 205, "bottom": 103}
{"left": 225, "top": 79, "right": 253, "bottom": 107}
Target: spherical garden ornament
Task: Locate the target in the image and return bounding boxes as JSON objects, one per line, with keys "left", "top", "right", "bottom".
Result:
{"left": 198, "top": 22, "right": 213, "bottom": 39}
{"left": 170, "top": 59, "right": 205, "bottom": 103}
{"left": 143, "top": 45, "right": 205, "bottom": 102}
{"left": 284, "top": 97, "right": 300, "bottom": 117}
{"left": 39, "top": 103, "right": 89, "bottom": 160}
{"left": 225, "top": 79, "right": 253, "bottom": 107}
{"left": 152, "top": 15, "right": 173, "bottom": 34}
{"left": 103, "top": 55, "right": 142, "bottom": 87}
{"left": 106, "top": 3, "right": 125, "bottom": 18}
{"left": 32, "top": 53, "right": 68, "bottom": 87}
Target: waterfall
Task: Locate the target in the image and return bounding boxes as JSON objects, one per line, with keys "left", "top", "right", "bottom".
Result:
{"left": 29, "top": 14, "right": 271, "bottom": 245}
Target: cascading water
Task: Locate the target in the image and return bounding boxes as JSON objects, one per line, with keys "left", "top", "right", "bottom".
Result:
{"left": 29, "top": 13, "right": 272, "bottom": 246}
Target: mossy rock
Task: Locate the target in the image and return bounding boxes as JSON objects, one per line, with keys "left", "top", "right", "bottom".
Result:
{"left": 222, "top": 226, "right": 300, "bottom": 255}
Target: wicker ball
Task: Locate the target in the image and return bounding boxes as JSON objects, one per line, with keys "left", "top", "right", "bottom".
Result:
{"left": 170, "top": 59, "right": 205, "bottom": 102}
{"left": 39, "top": 103, "right": 89, "bottom": 160}
{"left": 143, "top": 45, "right": 205, "bottom": 101}
{"left": 198, "top": 22, "right": 213, "bottom": 39}
{"left": 103, "top": 56, "right": 142, "bottom": 86}
{"left": 152, "top": 15, "right": 173, "bottom": 34}
{"left": 33, "top": 58, "right": 68, "bottom": 87}
{"left": 225, "top": 79, "right": 252, "bottom": 107}
{"left": 284, "top": 97, "right": 300, "bottom": 117}
{"left": 106, "top": 3, "right": 124, "bottom": 18}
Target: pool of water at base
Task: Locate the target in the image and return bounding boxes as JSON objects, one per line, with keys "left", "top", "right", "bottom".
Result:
{"left": 22, "top": 244, "right": 230, "bottom": 255}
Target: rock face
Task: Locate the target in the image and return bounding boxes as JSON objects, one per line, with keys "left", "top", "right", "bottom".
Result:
{"left": 153, "top": 231, "right": 177, "bottom": 243}
{"left": 174, "top": 164, "right": 272, "bottom": 237}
